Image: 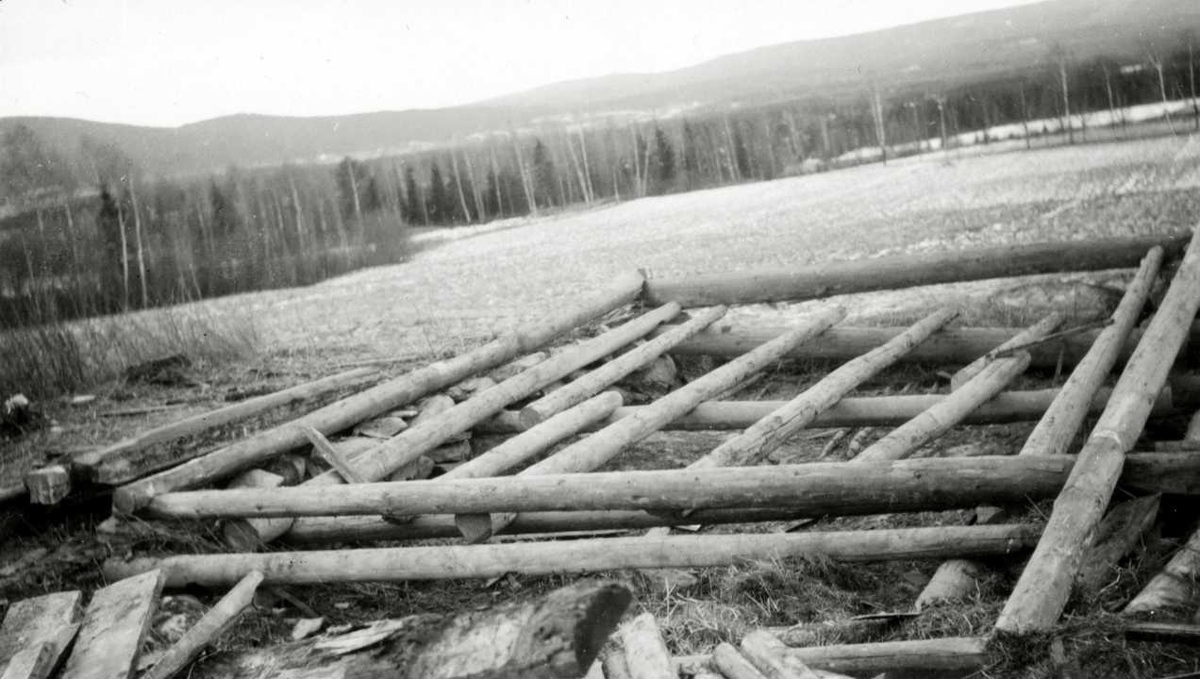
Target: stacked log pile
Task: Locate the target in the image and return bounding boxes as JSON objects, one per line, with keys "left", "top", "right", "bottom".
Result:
{"left": 13, "top": 232, "right": 1200, "bottom": 678}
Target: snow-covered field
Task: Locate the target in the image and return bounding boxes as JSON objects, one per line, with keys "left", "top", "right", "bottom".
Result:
{"left": 201, "top": 132, "right": 1200, "bottom": 365}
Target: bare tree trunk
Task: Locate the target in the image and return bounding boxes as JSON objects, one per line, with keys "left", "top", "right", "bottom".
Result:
{"left": 116, "top": 199, "right": 130, "bottom": 311}
{"left": 62, "top": 199, "right": 84, "bottom": 308}
{"left": 129, "top": 181, "right": 149, "bottom": 308}
{"left": 1151, "top": 53, "right": 1176, "bottom": 134}
{"left": 509, "top": 129, "right": 537, "bottom": 216}
{"left": 1191, "top": 37, "right": 1199, "bottom": 131}
{"left": 1058, "top": 54, "right": 1074, "bottom": 144}
{"left": 577, "top": 127, "right": 596, "bottom": 202}
{"left": 871, "top": 84, "right": 888, "bottom": 163}
{"left": 936, "top": 97, "right": 949, "bottom": 154}
{"left": 563, "top": 129, "right": 592, "bottom": 205}
{"left": 462, "top": 147, "right": 486, "bottom": 221}
{"left": 629, "top": 122, "right": 644, "bottom": 197}
{"left": 449, "top": 146, "right": 473, "bottom": 224}
{"left": 347, "top": 165, "right": 364, "bottom": 238}
{"left": 489, "top": 144, "right": 505, "bottom": 217}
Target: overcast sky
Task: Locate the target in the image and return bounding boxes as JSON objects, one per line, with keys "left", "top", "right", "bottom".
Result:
{"left": 0, "top": 0, "right": 1042, "bottom": 127}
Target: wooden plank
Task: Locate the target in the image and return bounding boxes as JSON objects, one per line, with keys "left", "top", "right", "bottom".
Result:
{"left": 0, "top": 644, "right": 55, "bottom": 679}
{"left": 74, "top": 368, "right": 380, "bottom": 485}
{"left": 643, "top": 233, "right": 1189, "bottom": 307}
{"left": 187, "top": 580, "right": 631, "bottom": 679}
{"left": 144, "top": 454, "right": 1198, "bottom": 520}
{"left": 102, "top": 525, "right": 1040, "bottom": 588}
{"left": 113, "top": 270, "right": 644, "bottom": 513}
{"left": 0, "top": 591, "right": 83, "bottom": 669}
{"left": 61, "top": 569, "right": 165, "bottom": 679}
{"left": 996, "top": 230, "right": 1200, "bottom": 635}
{"left": 143, "top": 571, "right": 264, "bottom": 679}
{"left": 520, "top": 306, "right": 724, "bottom": 427}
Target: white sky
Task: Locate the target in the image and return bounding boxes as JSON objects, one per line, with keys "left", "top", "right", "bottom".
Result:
{"left": 0, "top": 0, "right": 1042, "bottom": 127}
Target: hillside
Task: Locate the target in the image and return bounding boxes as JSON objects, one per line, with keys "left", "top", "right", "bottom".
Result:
{"left": 3, "top": 0, "right": 1200, "bottom": 180}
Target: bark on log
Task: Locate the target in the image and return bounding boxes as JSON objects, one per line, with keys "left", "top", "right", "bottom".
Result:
{"left": 520, "top": 307, "right": 725, "bottom": 427}
{"left": 276, "top": 302, "right": 681, "bottom": 544}
{"left": 303, "top": 426, "right": 366, "bottom": 483}
{"left": 142, "top": 454, "right": 1200, "bottom": 521}
{"left": 143, "top": 571, "right": 264, "bottom": 679}
{"left": 997, "top": 231, "right": 1200, "bottom": 635}
{"left": 186, "top": 580, "right": 631, "bottom": 679}
{"left": 619, "top": 613, "right": 674, "bottom": 679}
{"left": 73, "top": 368, "right": 379, "bottom": 485}
{"left": 644, "top": 233, "right": 1189, "bottom": 307}
{"left": 1124, "top": 525, "right": 1200, "bottom": 617}
{"left": 102, "top": 525, "right": 1039, "bottom": 588}
{"left": 478, "top": 386, "right": 1172, "bottom": 435}
{"left": 676, "top": 636, "right": 988, "bottom": 676}
{"left": 851, "top": 351, "right": 1034, "bottom": 463}
{"left": 713, "top": 642, "right": 770, "bottom": 679}
{"left": 602, "top": 646, "right": 633, "bottom": 679}
{"left": 113, "top": 271, "right": 644, "bottom": 513}
{"left": 690, "top": 308, "right": 957, "bottom": 469}
{"left": 219, "top": 469, "right": 287, "bottom": 552}
{"left": 284, "top": 507, "right": 851, "bottom": 545}
{"left": 950, "top": 313, "right": 1064, "bottom": 389}
{"left": 1075, "top": 494, "right": 1160, "bottom": 591}
{"left": 660, "top": 320, "right": 1200, "bottom": 369}
{"left": 740, "top": 631, "right": 823, "bottom": 679}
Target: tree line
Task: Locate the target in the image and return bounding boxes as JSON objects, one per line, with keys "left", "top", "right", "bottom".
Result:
{"left": 3, "top": 36, "right": 1199, "bottom": 326}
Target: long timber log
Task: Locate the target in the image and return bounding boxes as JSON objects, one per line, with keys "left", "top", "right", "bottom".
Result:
{"left": 143, "top": 454, "right": 1200, "bottom": 520}
{"left": 73, "top": 368, "right": 380, "bottom": 486}
{"left": 997, "top": 230, "right": 1200, "bottom": 635}
{"left": 114, "top": 271, "right": 646, "bottom": 513}
{"left": 186, "top": 580, "right": 631, "bottom": 679}
{"left": 658, "top": 320, "right": 1200, "bottom": 368}
{"left": 477, "top": 387, "right": 1175, "bottom": 435}
{"left": 643, "top": 233, "right": 1190, "bottom": 307}
{"left": 102, "top": 525, "right": 1040, "bottom": 587}
{"left": 674, "top": 636, "right": 988, "bottom": 677}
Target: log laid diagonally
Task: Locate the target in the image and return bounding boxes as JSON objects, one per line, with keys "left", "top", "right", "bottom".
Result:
{"left": 997, "top": 230, "right": 1200, "bottom": 634}
{"left": 114, "top": 271, "right": 646, "bottom": 513}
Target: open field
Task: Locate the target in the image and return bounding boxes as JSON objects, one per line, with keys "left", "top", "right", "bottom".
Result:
{"left": 182, "top": 132, "right": 1200, "bottom": 368}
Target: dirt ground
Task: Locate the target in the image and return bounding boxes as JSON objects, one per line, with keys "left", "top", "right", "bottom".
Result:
{"left": 4, "top": 135, "right": 1200, "bottom": 677}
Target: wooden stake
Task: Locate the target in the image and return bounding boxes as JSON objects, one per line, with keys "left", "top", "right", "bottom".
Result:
{"left": 178, "top": 580, "right": 630, "bottom": 679}
{"left": 691, "top": 308, "right": 957, "bottom": 469}
{"left": 619, "top": 613, "right": 674, "bottom": 679}
{"left": 74, "top": 368, "right": 379, "bottom": 485}
{"left": 997, "top": 232, "right": 1200, "bottom": 635}
{"left": 143, "top": 571, "right": 264, "bottom": 679}
{"left": 103, "top": 525, "right": 1039, "bottom": 587}
{"left": 644, "top": 233, "right": 1188, "bottom": 307}
{"left": 114, "top": 270, "right": 644, "bottom": 513}
{"left": 520, "top": 306, "right": 726, "bottom": 427}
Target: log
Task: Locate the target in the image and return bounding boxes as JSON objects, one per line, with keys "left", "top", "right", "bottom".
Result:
{"left": 740, "top": 631, "right": 822, "bottom": 679}
{"left": 445, "top": 392, "right": 624, "bottom": 480}
{"left": 950, "top": 313, "right": 1064, "bottom": 389}
{"left": 1123, "top": 621, "right": 1200, "bottom": 643}
{"left": 769, "top": 614, "right": 915, "bottom": 648}
{"left": 1020, "top": 247, "right": 1163, "bottom": 458}
{"left": 143, "top": 571, "right": 264, "bottom": 679}
{"left": 302, "top": 426, "right": 365, "bottom": 483}
{"left": 61, "top": 570, "right": 165, "bottom": 679}
{"left": 112, "top": 270, "right": 644, "bottom": 513}
{"left": 602, "top": 646, "right": 633, "bottom": 679}
{"left": 1075, "top": 494, "right": 1161, "bottom": 591}
{"left": 219, "top": 469, "right": 287, "bottom": 552}
{"left": 479, "top": 386, "right": 1173, "bottom": 435}
{"left": 276, "top": 303, "right": 683, "bottom": 545}
{"left": 23, "top": 465, "right": 71, "bottom": 505}
{"left": 285, "top": 507, "right": 855, "bottom": 545}
{"left": 583, "top": 660, "right": 605, "bottom": 679}
{"left": 997, "top": 230, "right": 1200, "bottom": 635}
{"left": 851, "top": 351, "right": 1034, "bottom": 463}
{"left": 0, "top": 591, "right": 82, "bottom": 670}
{"left": 1124, "top": 527, "right": 1200, "bottom": 617}
{"left": 643, "top": 233, "right": 1190, "bottom": 307}
{"left": 520, "top": 306, "right": 726, "bottom": 427}
{"left": 619, "top": 613, "right": 674, "bottom": 679}
{"left": 187, "top": 580, "right": 631, "bottom": 679}
{"left": 102, "top": 525, "right": 1040, "bottom": 588}
{"left": 713, "top": 642, "right": 769, "bottom": 679}
{"left": 918, "top": 249, "right": 1165, "bottom": 610}
{"left": 73, "top": 368, "right": 379, "bottom": 486}
{"left": 676, "top": 636, "right": 988, "bottom": 676}
{"left": 462, "top": 306, "right": 845, "bottom": 541}
{"left": 690, "top": 308, "right": 958, "bottom": 470}
{"left": 141, "top": 454, "right": 1200, "bottom": 520}
{"left": 660, "top": 320, "right": 1200, "bottom": 369}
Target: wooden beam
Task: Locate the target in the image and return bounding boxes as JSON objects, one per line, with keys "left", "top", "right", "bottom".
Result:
{"left": 23, "top": 465, "right": 71, "bottom": 505}
{"left": 113, "top": 270, "right": 644, "bottom": 513}
{"left": 185, "top": 580, "right": 631, "bottom": 679}
{"left": 143, "top": 454, "right": 1198, "bottom": 521}
{"left": 102, "top": 525, "right": 1040, "bottom": 587}
{"left": 520, "top": 306, "right": 726, "bottom": 427}
{"left": 143, "top": 571, "right": 264, "bottom": 679}
{"left": 73, "top": 367, "right": 380, "bottom": 486}
{"left": 644, "top": 233, "right": 1189, "bottom": 307}
{"left": 689, "top": 308, "right": 957, "bottom": 469}
{"left": 61, "top": 570, "right": 165, "bottom": 679}
{"left": 997, "top": 231, "right": 1200, "bottom": 635}
{"left": 0, "top": 591, "right": 83, "bottom": 670}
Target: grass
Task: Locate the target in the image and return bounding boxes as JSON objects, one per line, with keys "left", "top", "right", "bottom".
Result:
{"left": 0, "top": 304, "right": 259, "bottom": 399}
